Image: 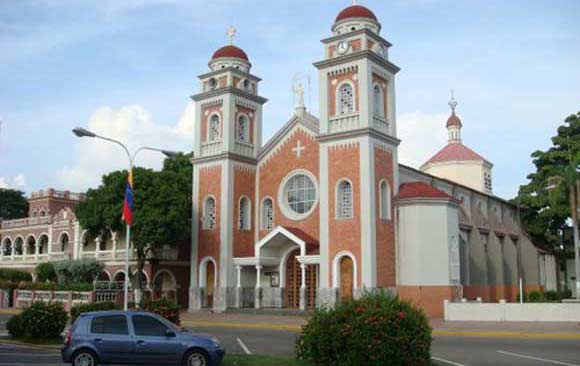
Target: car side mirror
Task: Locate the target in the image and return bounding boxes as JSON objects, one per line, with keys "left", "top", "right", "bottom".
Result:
{"left": 165, "top": 329, "right": 176, "bottom": 337}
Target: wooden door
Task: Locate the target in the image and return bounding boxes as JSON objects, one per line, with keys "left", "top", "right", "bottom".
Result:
{"left": 339, "top": 256, "right": 354, "bottom": 302}
{"left": 285, "top": 250, "right": 300, "bottom": 308}
{"left": 206, "top": 261, "right": 215, "bottom": 308}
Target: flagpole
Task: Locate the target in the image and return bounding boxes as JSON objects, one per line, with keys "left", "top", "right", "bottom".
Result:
{"left": 123, "top": 165, "right": 132, "bottom": 312}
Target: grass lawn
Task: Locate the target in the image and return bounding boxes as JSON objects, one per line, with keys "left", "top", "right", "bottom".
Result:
{"left": 223, "top": 354, "right": 300, "bottom": 366}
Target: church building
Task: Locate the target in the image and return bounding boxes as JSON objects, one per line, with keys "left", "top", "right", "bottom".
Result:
{"left": 188, "top": 3, "right": 544, "bottom": 317}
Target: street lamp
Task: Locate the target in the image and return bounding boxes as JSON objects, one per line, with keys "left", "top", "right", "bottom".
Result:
{"left": 72, "top": 127, "right": 180, "bottom": 310}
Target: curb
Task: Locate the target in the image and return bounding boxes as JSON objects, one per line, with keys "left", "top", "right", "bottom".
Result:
{"left": 183, "top": 321, "right": 580, "bottom": 340}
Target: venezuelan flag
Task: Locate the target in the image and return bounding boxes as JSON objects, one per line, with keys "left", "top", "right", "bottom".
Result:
{"left": 122, "top": 170, "right": 134, "bottom": 226}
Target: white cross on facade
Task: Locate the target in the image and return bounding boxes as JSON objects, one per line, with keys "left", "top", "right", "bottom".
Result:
{"left": 227, "top": 26, "right": 236, "bottom": 45}
{"left": 292, "top": 140, "right": 306, "bottom": 158}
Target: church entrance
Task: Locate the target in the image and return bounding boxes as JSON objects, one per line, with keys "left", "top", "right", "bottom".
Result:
{"left": 285, "top": 249, "right": 317, "bottom": 308}
{"left": 206, "top": 261, "right": 215, "bottom": 308}
{"left": 339, "top": 256, "right": 354, "bottom": 302}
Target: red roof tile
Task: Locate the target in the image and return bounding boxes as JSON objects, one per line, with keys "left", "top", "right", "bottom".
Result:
{"left": 282, "top": 227, "right": 318, "bottom": 246}
{"left": 335, "top": 5, "right": 377, "bottom": 22}
{"left": 211, "top": 45, "right": 249, "bottom": 61}
{"left": 397, "top": 182, "right": 453, "bottom": 200}
{"left": 423, "top": 143, "right": 489, "bottom": 166}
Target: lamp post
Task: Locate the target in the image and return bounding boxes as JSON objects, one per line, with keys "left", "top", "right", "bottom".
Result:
{"left": 72, "top": 127, "right": 179, "bottom": 310}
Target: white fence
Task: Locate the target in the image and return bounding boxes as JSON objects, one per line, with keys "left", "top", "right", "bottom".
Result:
{"left": 444, "top": 300, "right": 580, "bottom": 322}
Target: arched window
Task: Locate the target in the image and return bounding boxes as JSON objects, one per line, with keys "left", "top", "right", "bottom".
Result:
{"left": 203, "top": 197, "right": 216, "bottom": 230}
{"left": 379, "top": 180, "right": 391, "bottom": 220}
{"left": 338, "top": 83, "right": 354, "bottom": 115}
{"left": 373, "top": 84, "right": 383, "bottom": 117}
{"left": 60, "top": 233, "right": 70, "bottom": 252}
{"left": 208, "top": 115, "right": 221, "bottom": 142}
{"left": 237, "top": 115, "right": 249, "bottom": 142}
{"left": 2, "top": 239, "right": 12, "bottom": 256}
{"left": 261, "top": 198, "right": 274, "bottom": 230}
{"left": 336, "top": 180, "right": 353, "bottom": 219}
{"left": 238, "top": 197, "right": 251, "bottom": 230}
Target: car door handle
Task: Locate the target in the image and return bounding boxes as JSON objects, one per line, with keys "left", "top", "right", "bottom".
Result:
{"left": 137, "top": 340, "right": 145, "bottom": 344}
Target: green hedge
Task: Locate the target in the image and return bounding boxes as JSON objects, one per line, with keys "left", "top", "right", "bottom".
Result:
{"left": 142, "top": 298, "right": 180, "bottom": 325}
{"left": 70, "top": 302, "right": 120, "bottom": 323}
{"left": 35, "top": 262, "right": 57, "bottom": 282}
{"left": 7, "top": 301, "right": 68, "bottom": 339}
{"left": 296, "top": 291, "right": 432, "bottom": 366}
{"left": 0, "top": 269, "right": 32, "bottom": 282}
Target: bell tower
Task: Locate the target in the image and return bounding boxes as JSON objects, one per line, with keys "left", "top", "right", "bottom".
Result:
{"left": 190, "top": 29, "right": 267, "bottom": 311}
{"left": 315, "top": 3, "right": 401, "bottom": 305}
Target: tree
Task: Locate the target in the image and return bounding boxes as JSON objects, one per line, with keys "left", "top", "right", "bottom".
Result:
{"left": 0, "top": 188, "right": 29, "bottom": 220}
{"left": 516, "top": 111, "right": 580, "bottom": 292}
{"left": 74, "top": 153, "right": 192, "bottom": 300}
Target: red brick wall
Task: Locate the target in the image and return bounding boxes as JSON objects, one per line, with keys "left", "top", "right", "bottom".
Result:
{"left": 374, "top": 146, "right": 396, "bottom": 287}
{"left": 328, "top": 143, "right": 361, "bottom": 287}
{"left": 197, "top": 165, "right": 222, "bottom": 284}
{"left": 258, "top": 129, "right": 319, "bottom": 246}
{"left": 233, "top": 165, "right": 256, "bottom": 258}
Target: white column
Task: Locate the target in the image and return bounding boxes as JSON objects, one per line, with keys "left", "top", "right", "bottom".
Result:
{"left": 255, "top": 265, "right": 263, "bottom": 288}
{"left": 47, "top": 227, "right": 53, "bottom": 256}
{"left": 236, "top": 265, "right": 242, "bottom": 288}
{"left": 34, "top": 240, "right": 39, "bottom": 260}
{"left": 74, "top": 223, "right": 81, "bottom": 260}
{"left": 112, "top": 232, "right": 118, "bottom": 259}
{"left": 300, "top": 263, "right": 307, "bottom": 289}
{"left": 0, "top": 243, "right": 4, "bottom": 262}
{"left": 95, "top": 237, "right": 101, "bottom": 259}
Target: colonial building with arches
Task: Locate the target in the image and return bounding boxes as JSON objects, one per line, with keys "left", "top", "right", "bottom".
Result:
{"left": 0, "top": 188, "right": 190, "bottom": 307}
{"left": 188, "top": 3, "right": 549, "bottom": 317}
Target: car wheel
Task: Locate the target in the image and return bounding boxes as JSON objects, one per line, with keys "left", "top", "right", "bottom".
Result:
{"left": 184, "top": 349, "right": 208, "bottom": 366}
{"left": 72, "top": 350, "right": 98, "bottom": 366}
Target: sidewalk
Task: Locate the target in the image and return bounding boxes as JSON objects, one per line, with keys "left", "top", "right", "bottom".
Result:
{"left": 181, "top": 310, "right": 580, "bottom": 339}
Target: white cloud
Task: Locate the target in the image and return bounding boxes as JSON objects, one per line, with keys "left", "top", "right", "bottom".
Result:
{"left": 397, "top": 111, "right": 449, "bottom": 169}
{"left": 0, "top": 173, "right": 27, "bottom": 189}
{"left": 57, "top": 103, "right": 194, "bottom": 191}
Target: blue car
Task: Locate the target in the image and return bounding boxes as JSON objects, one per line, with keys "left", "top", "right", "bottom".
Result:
{"left": 61, "top": 310, "right": 224, "bottom": 366}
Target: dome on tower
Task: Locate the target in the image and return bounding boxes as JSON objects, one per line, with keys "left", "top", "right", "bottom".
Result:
{"left": 211, "top": 45, "right": 249, "bottom": 61}
{"left": 446, "top": 112, "right": 462, "bottom": 128}
{"left": 335, "top": 4, "right": 377, "bottom": 22}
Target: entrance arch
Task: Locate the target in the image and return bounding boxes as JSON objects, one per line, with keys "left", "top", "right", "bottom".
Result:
{"left": 333, "top": 251, "right": 357, "bottom": 302}
{"left": 199, "top": 257, "right": 216, "bottom": 308}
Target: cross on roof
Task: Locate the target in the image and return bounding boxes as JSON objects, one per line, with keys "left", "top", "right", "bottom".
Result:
{"left": 227, "top": 26, "right": 236, "bottom": 45}
{"left": 448, "top": 89, "right": 458, "bottom": 113}
{"left": 292, "top": 140, "right": 306, "bottom": 158}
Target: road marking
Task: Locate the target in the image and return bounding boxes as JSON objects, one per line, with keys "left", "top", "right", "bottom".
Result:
{"left": 236, "top": 337, "right": 252, "bottom": 355}
{"left": 432, "top": 356, "right": 466, "bottom": 366}
{"left": 497, "top": 350, "right": 580, "bottom": 366}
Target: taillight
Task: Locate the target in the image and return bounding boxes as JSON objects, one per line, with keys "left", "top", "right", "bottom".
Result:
{"left": 64, "top": 332, "right": 71, "bottom": 347}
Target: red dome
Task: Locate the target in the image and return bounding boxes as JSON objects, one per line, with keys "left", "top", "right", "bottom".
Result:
{"left": 211, "top": 45, "right": 249, "bottom": 61}
{"left": 335, "top": 5, "right": 378, "bottom": 22}
{"left": 446, "top": 112, "right": 463, "bottom": 128}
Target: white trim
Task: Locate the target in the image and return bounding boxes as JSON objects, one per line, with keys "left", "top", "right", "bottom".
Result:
{"left": 319, "top": 144, "right": 330, "bottom": 288}
{"left": 255, "top": 226, "right": 307, "bottom": 258}
{"left": 332, "top": 250, "right": 358, "bottom": 289}
{"left": 279, "top": 245, "right": 301, "bottom": 288}
{"left": 378, "top": 179, "right": 391, "bottom": 220}
{"left": 152, "top": 269, "right": 177, "bottom": 290}
{"left": 277, "top": 169, "right": 319, "bottom": 221}
{"left": 96, "top": 270, "right": 112, "bottom": 282}
{"left": 334, "top": 178, "right": 354, "bottom": 219}
{"left": 199, "top": 256, "right": 218, "bottom": 288}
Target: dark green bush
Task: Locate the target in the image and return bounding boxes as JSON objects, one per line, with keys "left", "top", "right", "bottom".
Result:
{"left": 544, "top": 290, "right": 559, "bottom": 302}
{"left": 296, "top": 291, "right": 432, "bottom": 366}
{"left": 70, "top": 302, "right": 120, "bottom": 323}
{"left": 142, "top": 298, "right": 180, "bottom": 325}
{"left": 0, "top": 268, "right": 32, "bottom": 282}
{"left": 527, "top": 290, "right": 544, "bottom": 303}
{"left": 8, "top": 301, "right": 68, "bottom": 339}
{"left": 35, "top": 262, "right": 57, "bottom": 283}
{"left": 562, "top": 289, "right": 573, "bottom": 299}
{"left": 54, "top": 259, "right": 104, "bottom": 285}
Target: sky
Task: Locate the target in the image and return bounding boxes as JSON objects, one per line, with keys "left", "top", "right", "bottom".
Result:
{"left": 0, "top": 0, "right": 579, "bottom": 199}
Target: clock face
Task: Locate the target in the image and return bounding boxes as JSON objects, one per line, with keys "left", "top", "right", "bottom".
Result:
{"left": 337, "top": 41, "right": 349, "bottom": 55}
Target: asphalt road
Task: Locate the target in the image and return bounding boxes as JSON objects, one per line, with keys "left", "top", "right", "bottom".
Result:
{"left": 1, "top": 314, "right": 579, "bottom": 366}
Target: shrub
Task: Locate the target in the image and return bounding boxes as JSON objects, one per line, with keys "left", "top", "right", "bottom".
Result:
{"left": 0, "top": 268, "right": 32, "bottom": 282}
{"left": 35, "top": 262, "right": 57, "bottom": 283}
{"left": 544, "top": 290, "right": 559, "bottom": 302}
{"left": 296, "top": 291, "right": 432, "bottom": 366}
{"left": 561, "top": 289, "right": 573, "bottom": 300}
{"left": 142, "top": 298, "right": 180, "bottom": 325}
{"left": 54, "top": 259, "right": 104, "bottom": 285}
{"left": 70, "top": 301, "right": 120, "bottom": 323}
{"left": 8, "top": 301, "right": 68, "bottom": 339}
{"left": 527, "top": 290, "right": 544, "bottom": 303}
